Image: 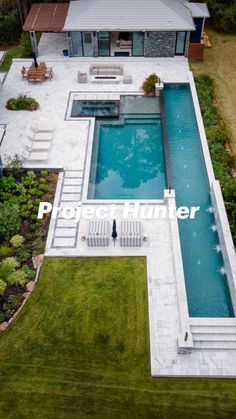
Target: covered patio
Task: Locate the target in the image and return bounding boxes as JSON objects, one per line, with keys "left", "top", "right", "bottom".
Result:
{"left": 23, "top": 3, "right": 69, "bottom": 57}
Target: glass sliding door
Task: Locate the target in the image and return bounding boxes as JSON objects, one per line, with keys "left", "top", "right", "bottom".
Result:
{"left": 71, "top": 32, "right": 83, "bottom": 56}
{"left": 175, "top": 31, "right": 186, "bottom": 55}
{"left": 132, "top": 32, "right": 144, "bottom": 56}
{"left": 98, "top": 32, "right": 110, "bottom": 56}
{"left": 82, "top": 32, "right": 93, "bottom": 56}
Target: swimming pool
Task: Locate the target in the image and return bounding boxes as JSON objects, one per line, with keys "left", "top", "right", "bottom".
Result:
{"left": 88, "top": 96, "right": 166, "bottom": 199}
{"left": 164, "top": 84, "right": 234, "bottom": 317}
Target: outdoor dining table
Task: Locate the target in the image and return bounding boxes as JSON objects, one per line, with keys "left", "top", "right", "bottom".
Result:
{"left": 27, "top": 63, "right": 47, "bottom": 81}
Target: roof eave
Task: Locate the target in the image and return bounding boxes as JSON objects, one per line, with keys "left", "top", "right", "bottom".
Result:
{"left": 63, "top": 26, "right": 195, "bottom": 32}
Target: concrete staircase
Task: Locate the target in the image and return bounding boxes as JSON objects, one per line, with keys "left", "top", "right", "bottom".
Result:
{"left": 190, "top": 318, "right": 236, "bottom": 350}
{"left": 52, "top": 170, "right": 83, "bottom": 248}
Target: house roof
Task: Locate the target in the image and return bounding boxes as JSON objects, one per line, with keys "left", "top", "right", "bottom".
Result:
{"left": 23, "top": 3, "right": 69, "bottom": 32}
{"left": 63, "top": 0, "right": 196, "bottom": 32}
{"left": 183, "top": 2, "right": 210, "bottom": 18}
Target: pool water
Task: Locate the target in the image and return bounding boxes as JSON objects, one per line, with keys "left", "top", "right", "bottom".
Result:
{"left": 164, "top": 84, "right": 233, "bottom": 317}
{"left": 88, "top": 113, "right": 166, "bottom": 199}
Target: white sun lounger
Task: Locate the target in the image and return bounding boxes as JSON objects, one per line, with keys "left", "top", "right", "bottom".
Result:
{"left": 31, "top": 121, "right": 54, "bottom": 133}
{"left": 24, "top": 137, "right": 51, "bottom": 152}
{"left": 26, "top": 151, "right": 49, "bottom": 162}
{"left": 31, "top": 141, "right": 51, "bottom": 150}
{"left": 33, "top": 132, "right": 53, "bottom": 141}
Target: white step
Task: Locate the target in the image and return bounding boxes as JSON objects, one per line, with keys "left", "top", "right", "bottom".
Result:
{"left": 193, "top": 333, "right": 236, "bottom": 342}
{"left": 194, "top": 341, "right": 236, "bottom": 350}
{"left": 63, "top": 185, "right": 82, "bottom": 194}
{"left": 54, "top": 228, "right": 77, "bottom": 238}
{"left": 61, "top": 193, "right": 81, "bottom": 201}
{"left": 53, "top": 237, "right": 76, "bottom": 247}
{"left": 191, "top": 326, "right": 236, "bottom": 334}
{"left": 190, "top": 318, "right": 236, "bottom": 326}
{"left": 64, "top": 170, "right": 83, "bottom": 178}
{"left": 64, "top": 178, "right": 83, "bottom": 186}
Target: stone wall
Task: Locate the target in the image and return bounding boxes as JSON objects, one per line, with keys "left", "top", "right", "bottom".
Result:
{"left": 144, "top": 31, "right": 176, "bottom": 57}
{"left": 92, "top": 32, "right": 98, "bottom": 57}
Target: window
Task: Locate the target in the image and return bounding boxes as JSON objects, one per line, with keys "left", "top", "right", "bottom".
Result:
{"left": 82, "top": 32, "right": 93, "bottom": 56}
{"left": 175, "top": 32, "right": 186, "bottom": 55}
{"left": 98, "top": 32, "right": 110, "bottom": 56}
{"left": 132, "top": 32, "right": 144, "bottom": 56}
{"left": 71, "top": 32, "right": 83, "bottom": 56}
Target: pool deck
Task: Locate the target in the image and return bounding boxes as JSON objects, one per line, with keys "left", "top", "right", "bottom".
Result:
{"left": 1, "top": 53, "right": 236, "bottom": 377}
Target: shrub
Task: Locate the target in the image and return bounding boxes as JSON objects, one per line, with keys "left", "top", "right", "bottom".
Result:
{"left": 20, "top": 32, "right": 32, "bottom": 56}
{"left": 22, "top": 265, "right": 35, "bottom": 281}
{"left": 1, "top": 257, "right": 19, "bottom": 272}
{"left": 0, "top": 202, "right": 20, "bottom": 240}
{"left": 8, "top": 270, "right": 27, "bottom": 287}
{"left": 0, "top": 279, "right": 7, "bottom": 295}
{"left": 10, "top": 234, "right": 25, "bottom": 248}
{"left": 205, "top": 127, "right": 228, "bottom": 146}
{"left": 9, "top": 293, "right": 24, "bottom": 310}
{"left": 0, "top": 311, "right": 6, "bottom": 322}
{"left": 32, "top": 238, "right": 45, "bottom": 255}
{"left": 0, "top": 13, "right": 21, "bottom": 44}
{"left": 15, "top": 246, "right": 31, "bottom": 263}
{"left": 142, "top": 73, "right": 159, "bottom": 95}
{"left": 0, "top": 246, "right": 11, "bottom": 258}
{"left": 4, "top": 154, "right": 24, "bottom": 177}
{"left": 40, "top": 170, "right": 49, "bottom": 177}
{"left": 24, "top": 233, "right": 33, "bottom": 241}
{"left": 6, "top": 95, "right": 40, "bottom": 111}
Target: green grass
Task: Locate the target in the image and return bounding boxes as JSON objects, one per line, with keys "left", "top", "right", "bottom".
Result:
{"left": 0, "top": 45, "right": 25, "bottom": 72}
{"left": 0, "top": 257, "right": 236, "bottom": 418}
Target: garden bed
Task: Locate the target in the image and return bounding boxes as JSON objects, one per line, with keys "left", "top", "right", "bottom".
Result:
{"left": 195, "top": 74, "right": 236, "bottom": 245}
{"left": 0, "top": 167, "right": 58, "bottom": 322}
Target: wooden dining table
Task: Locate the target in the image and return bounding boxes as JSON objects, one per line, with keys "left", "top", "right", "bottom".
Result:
{"left": 27, "top": 63, "right": 47, "bottom": 81}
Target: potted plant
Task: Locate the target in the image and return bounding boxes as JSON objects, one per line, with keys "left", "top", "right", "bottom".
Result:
{"left": 142, "top": 73, "right": 160, "bottom": 96}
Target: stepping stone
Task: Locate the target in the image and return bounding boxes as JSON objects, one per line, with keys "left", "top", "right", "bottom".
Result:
{"left": 64, "top": 178, "right": 83, "bottom": 186}
{"left": 61, "top": 193, "right": 81, "bottom": 201}
{"left": 54, "top": 228, "right": 77, "bottom": 237}
{"left": 53, "top": 237, "right": 76, "bottom": 247}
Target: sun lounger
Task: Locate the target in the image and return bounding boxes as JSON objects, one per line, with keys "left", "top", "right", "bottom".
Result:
{"left": 26, "top": 151, "right": 49, "bottom": 162}
{"left": 31, "top": 141, "right": 51, "bottom": 151}
{"left": 120, "top": 221, "right": 142, "bottom": 246}
{"left": 24, "top": 138, "right": 51, "bottom": 151}
{"left": 31, "top": 121, "right": 54, "bottom": 133}
{"left": 33, "top": 132, "right": 53, "bottom": 141}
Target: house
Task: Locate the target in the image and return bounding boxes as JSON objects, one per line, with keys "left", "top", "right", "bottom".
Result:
{"left": 23, "top": 0, "right": 209, "bottom": 59}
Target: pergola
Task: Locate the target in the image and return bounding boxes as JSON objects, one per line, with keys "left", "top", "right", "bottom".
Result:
{"left": 23, "top": 3, "right": 69, "bottom": 56}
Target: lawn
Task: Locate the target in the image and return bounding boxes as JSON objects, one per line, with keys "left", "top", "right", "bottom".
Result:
{"left": 0, "top": 45, "right": 25, "bottom": 72}
{"left": 190, "top": 28, "right": 236, "bottom": 154}
{"left": 0, "top": 257, "right": 236, "bottom": 419}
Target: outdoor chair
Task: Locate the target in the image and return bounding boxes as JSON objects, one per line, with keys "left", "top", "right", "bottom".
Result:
{"left": 45, "top": 68, "right": 53, "bottom": 80}
{"left": 78, "top": 71, "right": 87, "bottom": 83}
{"left": 21, "top": 66, "right": 28, "bottom": 80}
{"left": 123, "top": 74, "right": 132, "bottom": 84}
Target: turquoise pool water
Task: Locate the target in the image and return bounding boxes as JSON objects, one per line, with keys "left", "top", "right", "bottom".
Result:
{"left": 164, "top": 84, "right": 233, "bottom": 317}
{"left": 88, "top": 113, "right": 166, "bottom": 199}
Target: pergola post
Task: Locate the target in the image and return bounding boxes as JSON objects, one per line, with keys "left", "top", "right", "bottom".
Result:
{"left": 30, "top": 31, "right": 39, "bottom": 57}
